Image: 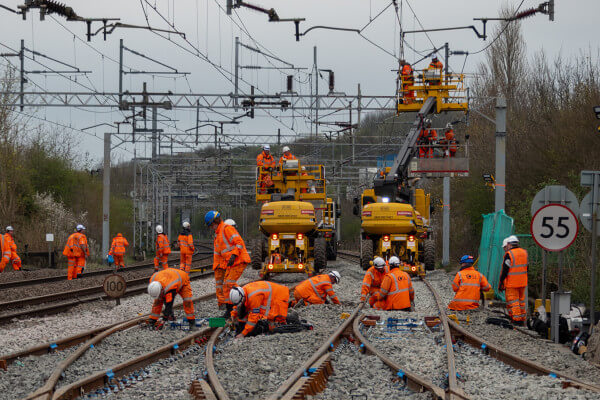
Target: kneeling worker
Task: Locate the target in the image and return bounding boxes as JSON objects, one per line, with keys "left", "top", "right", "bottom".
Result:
{"left": 448, "top": 255, "right": 491, "bottom": 311}
{"left": 147, "top": 267, "right": 196, "bottom": 329}
{"left": 229, "top": 281, "right": 290, "bottom": 338}
{"left": 361, "top": 257, "right": 388, "bottom": 306}
{"left": 374, "top": 256, "right": 414, "bottom": 311}
{"left": 292, "top": 271, "right": 341, "bottom": 306}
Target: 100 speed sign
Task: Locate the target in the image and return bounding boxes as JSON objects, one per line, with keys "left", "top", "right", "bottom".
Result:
{"left": 530, "top": 204, "right": 579, "bottom": 252}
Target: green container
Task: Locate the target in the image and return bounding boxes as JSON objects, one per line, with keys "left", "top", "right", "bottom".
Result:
{"left": 209, "top": 317, "right": 227, "bottom": 327}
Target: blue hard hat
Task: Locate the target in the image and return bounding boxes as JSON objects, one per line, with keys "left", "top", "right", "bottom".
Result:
{"left": 204, "top": 210, "right": 220, "bottom": 226}
{"left": 460, "top": 255, "right": 474, "bottom": 264}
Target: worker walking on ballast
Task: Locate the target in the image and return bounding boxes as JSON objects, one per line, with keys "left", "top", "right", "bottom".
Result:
{"left": 147, "top": 267, "right": 196, "bottom": 329}
{"left": 499, "top": 235, "right": 528, "bottom": 325}
{"left": 1, "top": 226, "right": 21, "bottom": 272}
{"left": 178, "top": 222, "right": 195, "bottom": 273}
{"left": 374, "top": 256, "right": 414, "bottom": 311}
{"left": 0, "top": 230, "right": 10, "bottom": 272}
{"left": 63, "top": 225, "right": 89, "bottom": 280}
{"left": 361, "top": 257, "right": 388, "bottom": 306}
{"left": 291, "top": 271, "right": 341, "bottom": 306}
{"left": 448, "top": 255, "right": 491, "bottom": 311}
{"left": 154, "top": 225, "right": 171, "bottom": 272}
{"left": 108, "top": 233, "right": 129, "bottom": 271}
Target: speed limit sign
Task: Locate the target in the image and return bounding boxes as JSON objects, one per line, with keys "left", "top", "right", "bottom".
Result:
{"left": 531, "top": 204, "right": 579, "bottom": 252}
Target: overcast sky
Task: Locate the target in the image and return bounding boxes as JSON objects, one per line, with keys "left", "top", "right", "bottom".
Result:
{"left": 0, "top": 0, "right": 598, "bottom": 163}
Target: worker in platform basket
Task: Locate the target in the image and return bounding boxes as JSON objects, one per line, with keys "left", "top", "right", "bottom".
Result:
{"left": 499, "top": 235, "right": 528, "bottom": 325}
{"left": 427, "top": 56, "right": 443, "bottom": 85}
{"left": 63, "top": 224, "right": 89, "bottom": 280}
{"left": 418, "top": 119, "right": 438, "bottom": 159}
{"left": 361, "top": 257, "right": 389, "bottom": 306}
{"left": 108, "top": 233, "right": 129, "bottom": 271}
{"left": 229, "top": 281, "right": 292, "bottom": 337}
{"left": 147, "top": 267, "right": 196, "bottom": 330}
{"left": 291, "top": 271, "right": 341, "bottom": 306}
{"left": 154, "top": 225, "right": 171, "bottom": 272}
{"left": 448, "top": 255, "right": 491, "bottom": 311}
{"left": 278, "top": 145, "right": 297, "bottom": 166}
{"left": 206, "top": 210, "right": 251, "bottom": 319}
{"left": 178, "top": 221, "right": 195, "bottom": 273}
{"left": 399, "top": 59, "right": 415, "bottom": 104}
{"left": 374, "top": 256, "right": 414, "bottom": 311}
{"left": 0, "top": 226, "right": 21, "bottom": 272}
{"left": 440, "top": 123, "right": 457, "bottom": 158}
{"left": 256, "top": 144, "right": 276, "bottom": 193}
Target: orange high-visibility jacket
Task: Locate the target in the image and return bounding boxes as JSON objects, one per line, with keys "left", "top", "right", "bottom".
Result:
{"left": 178, "top": 231, "right": 195, "bottom": 255}
{"left": 63, "top": 232, "right": 89, "bottom": 258}
{"left": 401, "top": 64, "right": 414, "bottom": 82}
{"left": 4, "top": 233, "right": 17, "bottom": 254}
{"left": 0, "top": 234, "right": 10, "bottom": 268}
{"left": 239, "top": 281, "right": 289, "bottom": 336}
{"left": 418, "top": 129, "right": 438, "bottom": 144}
{"left": 440, "top": 130, "right": 457, "bottom": 152}
{"left": 361, "top": 265, "right": 389, "bottom": 301}
{"left": 155, "top": 233, "right": 171, "bottom": 257}
{"left": 109, "top": 233, "right": 129, "bottom": 256}
{"left": 448, "top": 266, "right": 491, "bottom": 310}
{"left": 278, "top": 153, "right": 297, "bottom": 165}
{"left": 256, "top": 151, "right": 276, "bottom": 168}
{"left": 295, "top": 274, "right": 340, "bottom": 304}
{"left": 502, "top": 247, "right": 528, "bottom": 288}
{"left": 149, "top": 267, "right": 190, "bottom": 296}
{"left": 213, "top": 221, "right": 250, "bottom": 270}
{"left": 376, "top": 268, "right": 414, "bottom": 310}
{"left": 428, "top": 60, "right": 443, "bottom": 71}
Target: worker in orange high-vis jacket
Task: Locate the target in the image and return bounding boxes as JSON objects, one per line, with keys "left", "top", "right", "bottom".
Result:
{"left": 63, "top": 224, "right": 89, "bottom": 280}
{"left": 0, "top": 229, "right": 12, "bottom": 272}
{"left": 108, "top": 233, "right": 129, "bottom": 270}
{"left": 147, "top": 267, "right": 196, "bottom": 329}
{"left": 361, "top": 257, "right": 389, "bottom": 307}
{"left": 229, "top": 281, "right": 289, "bottom": 337}
{"left": 154, "top": 225, "right": 171, "bottom": 272}
{"left": 399, "top": 59, "right": 415, "bottom": 104}
{"left": 292, "top": 271, "right": 341, "bottom": 306}
{"left": 178, "top": 221, "right": 195, "bottom": 273}
{"left": 374, "top": 256, "right": 414, "bottom": 311}
{"left": 256, "top": 145, "right": 276, "bottom": 193}
{"left": 206, "top": 210, "right": 251, "bottom": 318}
{"left": 499, "top": 235, "right": 528, "bottom": 325}
{"left": 278, "top": 146, "right": 297, "bottom": 166}
{"left": 448, "top": 255, "right": 491, "bottom": 311}
{"left": 1, "top": 226, "right": 21, "bottom": 271}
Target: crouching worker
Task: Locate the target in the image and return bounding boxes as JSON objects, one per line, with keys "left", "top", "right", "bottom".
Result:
{"left": 291, "top": 271, "right": 341, "bottom": 306}
{"left": 361, "top": 257, "right": 388, "bottom": 306}
{"left": 374, "top": 256, "right": 414, "bottom": 311}
{"left": 229, "top": 281, "right": 295, "bottom": 338}
{"left": 448, "top": 255, "right": 491, "bottom": 311}
{"left": 147, "top": 268, "right": 196, "bottom": 330}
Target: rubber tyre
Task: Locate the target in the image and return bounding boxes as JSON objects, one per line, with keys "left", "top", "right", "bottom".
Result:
{"left": 261, "top": 238, "right": 268, "bottom": 260}
{"left": 360, "top": 239, "right": 373, "bottom": 271}
{"left": 424, "top": 240, "right": 435, "bottom": 271}
{"left": 314, "top": 238, "right": 327, "bottom": 272}
{"left": 250, "top": 239, "right": 263, "bottom": 270}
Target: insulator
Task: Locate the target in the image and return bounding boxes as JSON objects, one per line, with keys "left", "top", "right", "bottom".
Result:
{"left": 287, "top": 75, "right": 293, "bottom": 92}
{"left": 328, "top": 71, "right": 334, "bottom": 92}
{"left": 512, "top": 8, "right": 538, "bottom": 20}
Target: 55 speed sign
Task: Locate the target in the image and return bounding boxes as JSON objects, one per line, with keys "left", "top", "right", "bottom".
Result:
{"left": 531, "top": 204, "right": 579, "bottom": 252}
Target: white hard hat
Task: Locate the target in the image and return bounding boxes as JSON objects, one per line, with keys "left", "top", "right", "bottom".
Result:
{"left": 148, "top": 281, "right": 162, "bottom": 298}
{"left": 6, "top": 226, "right": 13, "bottom": 231}
{"left": 389, "top": 256, "right": 401, "bottom": 266}
{"left": 301, "top": 166, "right": 306, "bottom": 171}
{"left": 182, "top": 221, "right": 191, "bottom": 229}
{"left": 373, "top": 257, "right": 386, "bottom": 269}
{"left": 156, "top": 225, "right": 163, "bottom": 234}
{"left": 282, "top": 146, "right": 290, "bottom": 153}
{"left": 502, "top": 235, "right": 519, "bottom": 248}
{"left": 446, "top": 123, "right": 452, "bottom": 129}
{"left": 76, "top": 224, "right": 85, "bottom": 231}
{"left": 328, "top": 270, "right": 341, "bottom": 284}
{"left": 229, "top": 286, "right": 245, "bottom": 305}
{"left": 224, "top": 219, "right": 236, "bottom": 226}
{"left": 263, "top": 144, "right": 270, "bottom": 151}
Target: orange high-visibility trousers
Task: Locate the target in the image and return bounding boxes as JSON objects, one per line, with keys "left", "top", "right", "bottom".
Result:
{"left": 4, "top": 255, "right": 21, "bottom": 271}
{"left": 222, "top": 264, "right": 247, "bottom": 304}
{"left": 180, "top": 253, "right": 192, "bottom": 273}
{"left": 150, "top": 284, "right": 195, "bottom": 322}
{"left": 154, "top": 255, "right": 169, "bottom": 271}
{"left": 113, "top": 255, "right": 125, "bottom": 268}
{"left": 505, "top": 287, "right": 526, "bottom": 322}
{"left": 214, "top": 267, "right": 227, "bottom": 305}
{"left": 67, "top": 257, "right": 77, "bottom": 280}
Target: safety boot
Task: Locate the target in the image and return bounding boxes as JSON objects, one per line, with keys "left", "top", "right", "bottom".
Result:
{"left": 222, "top": 304, "right": 233, "bottom": 319}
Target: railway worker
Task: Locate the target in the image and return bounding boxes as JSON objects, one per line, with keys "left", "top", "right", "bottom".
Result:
{"left": 499, "top": 235, "right": 528, "bottom": 325}
{"left": 440, "top": 123, "right": 457, "bottom": 158}
{"left": 178, "top": 221, "right": 195, "bottom": 273}
{"left": 361, "top": 257, "right": 389, "bottom": 306}
{"left": 229, "top": 281, "right": 290, "bottom": 338}
{"left": 154, "top": 225, "right": 171, "bottom": 272}
{"left": 108, "top": 233, "right": 129, "bottom": 271}
{"left": 205, "top": 210, "right": 251, "bottom": 318}
{"left": 257, "top": 144, "right": 276, "bottom": 194}
{"left": 0, "top": 230, "right": 10, "bottom": 272}
{"left": 1, "top": 226, "right": 21, "bottom": 271}
{"left": 427, "top": 56, "right": 443, "bottom": 85}
{"left": 374, "top": 256, "right": 414, "bottom": 311}
{"left": 448, "top": 255, "right": 491, "bottom": 311}
{"left": 63, "top": 224, "right": 89, "bottom": 280}
{"left": 399, "top": 59, "right": 415, "bottom": 104}
{"left": 147, "top": 267, "right": 196, "bottom": 330}
{"left": 418, "top": 120, "right": 438, "bottom": 158}
{"left": 291, "top": 271, "right": 341, "bottom": 306}
{"left": 278, "top": 146, "right": 297, "bottom": 166}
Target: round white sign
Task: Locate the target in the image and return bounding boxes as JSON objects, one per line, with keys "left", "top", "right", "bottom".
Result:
{"left": 530, "top": 204, "right": 578, "bottom": 252}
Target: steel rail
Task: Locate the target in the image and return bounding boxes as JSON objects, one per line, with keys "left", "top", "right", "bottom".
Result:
{"left": 204, "top": 327, "right": 231, "bottom": 400}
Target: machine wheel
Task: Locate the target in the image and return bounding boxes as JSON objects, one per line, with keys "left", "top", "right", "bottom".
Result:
{"left": 326, "top": 239, "right": 338, "bottom": 261}
{"left": 360, "top": 239, "right": 373, "bottom": 271}
{"left": 261, "top": 238, "right": 268, "bottom": 260}
{"left": 424, "top": 240, "right": 435, "bottom": 271}
{"left": 314, "top": 238, "right": 327, "bottom": 272}
{"left": 250, "top": 239, "right": 263, "bottom": 270}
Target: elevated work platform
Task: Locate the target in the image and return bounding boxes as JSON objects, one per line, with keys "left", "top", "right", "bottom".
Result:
{"left": 255, "top": 160, "right": 327, "bottom": 203}
{"left": 397, "top": 71, "right": 468, "bottom": 114}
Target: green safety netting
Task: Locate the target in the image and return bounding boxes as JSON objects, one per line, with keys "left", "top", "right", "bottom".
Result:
{"left": 477, "top": 210, "right": 514, "bottom": 301}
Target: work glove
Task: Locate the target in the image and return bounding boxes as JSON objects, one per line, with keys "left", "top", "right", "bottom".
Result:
{"left": 227, "top": 254, "right": 237, "bottom": 267}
